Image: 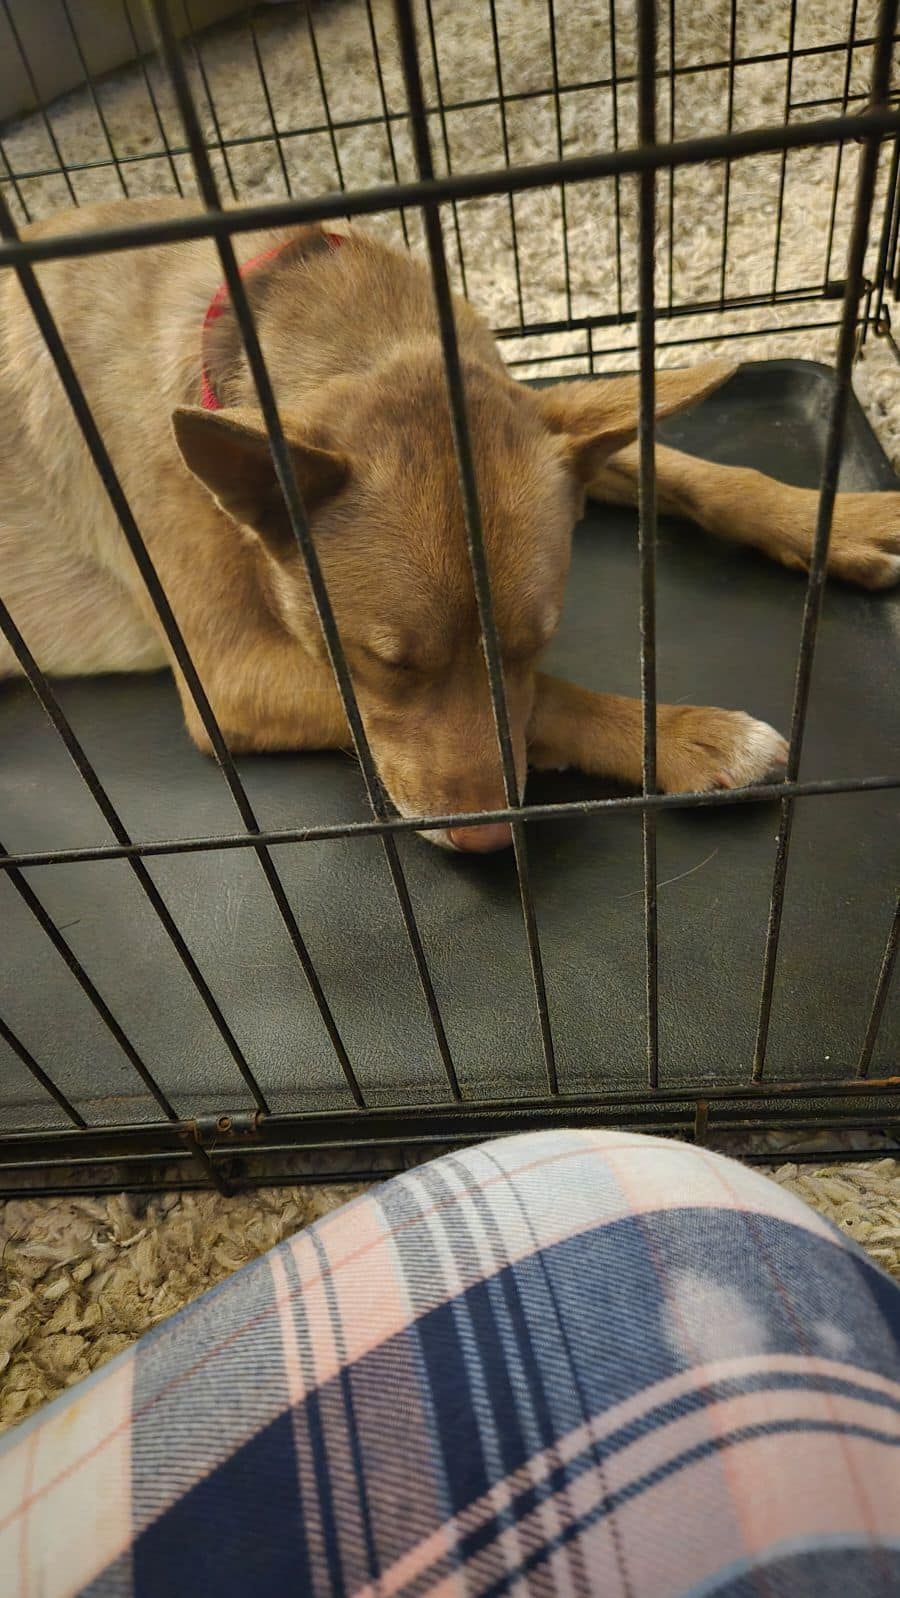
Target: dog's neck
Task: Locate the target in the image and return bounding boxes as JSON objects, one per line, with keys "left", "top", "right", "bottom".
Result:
{"left": 198, "top": 228, "right": 346, "bottom": 412}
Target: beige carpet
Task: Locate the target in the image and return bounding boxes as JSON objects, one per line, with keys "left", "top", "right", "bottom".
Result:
{"left": 0, "top": 0, "right": 898, "bottom": 1433}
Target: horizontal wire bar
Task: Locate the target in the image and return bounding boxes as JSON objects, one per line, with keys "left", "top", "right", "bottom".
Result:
{"left": 1, "top": 1071, "right": 898, "bottom": 1164}
{"left": 3, "top": 26, "right": 895, "bottom": 191}
{"left": 493, "top": 284, "right": 849, "bottom": 343}
{"left": 504, "top": 319, "right": 849, "bottom": 370}
{"left": 5, "top": 1139, "right": 899, "bottom": 1196}
{"left": 2, "top": 107, "right": 900, "bottom": 271}
{"left": 1, "top": 774, "right": 895, "bottom": 872}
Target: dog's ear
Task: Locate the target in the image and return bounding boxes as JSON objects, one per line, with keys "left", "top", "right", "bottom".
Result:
{"left": 535, "top": 361, "right": 736, "bottom": 482}
{"left": 172, "top": 406, "right": 348, "bottom": 555}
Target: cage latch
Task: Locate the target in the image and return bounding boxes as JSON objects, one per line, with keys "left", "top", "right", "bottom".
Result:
{"left": 187, "top": 1111, "right": 263, "bottom": 1147}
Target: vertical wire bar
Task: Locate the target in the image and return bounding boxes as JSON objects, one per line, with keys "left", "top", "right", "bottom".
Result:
{"left": 391, "top": 0, "right": 558, "bottom": 1095}
{"left": 751, "top": 0, "right": 898, "bottom": 1083}
{"left": 422, "top": 0, "right": 470, "bottom": 298}
{"left": 824, "top": 0, "right": 860, "bottom": 283}
{"left": 871, "top": 134, "right": 900, "bottom": 331}
{"left": 636, "top": 0, "right": 660, "bottom": 1089}
{"left": 0, "top": 594, "right": 271, "bottom": 1111}
{"left": 245, "top": 4, "right": 293, "bottom": 196}
{"left": 0, "top": 1015, "right": 86, "bottom": 1127}
{"left": 150, "top": 0, "right": 461, "bottom": 1102}
{"left": 0, "top": 213, "right": 364, "bottom": 1113}
{"left": 59, "top": 0, "right": 131, "bottom": 196}
{"left": 180, "top": 0, "right": 239, "bottom": 199}
{"left": 770, "top": 0, "right": 799, "bottom": 299}
{"left": 546, "top": 0, "right": 573, "bottom": 324}
{"left": 718, "top": 0, "right": 738, "bottom": 306}
{"left": 608, "top": 0, "right": 625, "bottom": 317}
{"left": 122, "top": 0, "right": 185, "bottom": 196}
{"left": 666, "top": 0, "right": 676, "bottom": 309}
{"left": 0, "top": 137, "right": 30, "bottom": 222}
{"left": 304, "top": 3, "right": 347, "bottom": 192}
{"left": 1, "top": 0, "right": 78, "bottom": 205}
{"left": 889, "top": 147, "right": 900, "bottom": 299}
{"left": 2, "top": 843, "right": 178, "bottom": 1119}
{"left": 486, "top": 0, "right": 526, "bottom": 327}
{"left": 363, "top": 0, "right": 410, "bottom": 246}
{"left": 857, "top": 896, "right": 900, "bottom": 1077}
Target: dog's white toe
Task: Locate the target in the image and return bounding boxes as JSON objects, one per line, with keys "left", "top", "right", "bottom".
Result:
{"left": 716, "top": 715, "right": 789, "bottom": 790}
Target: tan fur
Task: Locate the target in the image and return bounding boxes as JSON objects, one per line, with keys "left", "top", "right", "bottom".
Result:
{"left": 2, "top": 199, "right": 897, "bottom": 850}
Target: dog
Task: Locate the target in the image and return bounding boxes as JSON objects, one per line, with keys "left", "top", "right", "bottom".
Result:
{"left": 1, "top": 198, "right": 897, "bottom": 851}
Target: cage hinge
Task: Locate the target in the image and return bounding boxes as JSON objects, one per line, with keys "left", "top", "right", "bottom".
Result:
{"left": 186, "top": 1111, "right": 263, "bottom": 1147}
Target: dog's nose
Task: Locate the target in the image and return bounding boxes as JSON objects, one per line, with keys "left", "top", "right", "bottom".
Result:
{"left": 448, "top": 822, "right": 513, "bottom": 853}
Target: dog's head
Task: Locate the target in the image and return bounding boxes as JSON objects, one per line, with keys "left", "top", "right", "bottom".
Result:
{"left": 173, "top": 354, "right": 731, "bottom": 850}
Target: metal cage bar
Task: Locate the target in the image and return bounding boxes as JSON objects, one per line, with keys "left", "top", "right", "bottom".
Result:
{"left": 244, "top": 1, "right": 293, "bottom": 196}
{"left": 485, "top": 0, "right": 526, "bottom": 326}
{"left": 751, "top": 0, "right": 899, "bottom": 1083}
{"left": 717, "top": 0, "right": 738, "bottom": 307}
{"left": 4, "top": 107, "right": 900, "bottom": 271}
{"left": 122, "top": 0, "right": 185, "bottom": 196}
{"left": 59, "top": 0, "right": 131, "bottom": 197}
{"left": 770, "top": 0, "right": 800, "bottom": 301}
{"left": 363, "top": 0, "right": 411, "bottom": 246}
{"left": 857, "top": 896, "right": 900, "bottom": 1078}
{"left": 2, "top": 842, "right": 178, "bottom": 1121}
{"left": 0, "top": 1014, "right": 86, "bottom": 1127}
{"left": 0, "top": 0, "right": 78, "bottom": 206}
{"left": 420, "top": 0, "right": 470, "bottom": 299}
{"left": 636, "top": 0, "right": 661, "bottom": 1088}
{"left": 390, "top": 0, "right": 558, "bottom": 1096}
{"left": 1, "top": 773, "right": 896, "bottom": 874}
{"left": 3, "top": 31, "right": 897, "bottom": 199}
{"left": 823, "top": 0, "right": 860, "bottom": 285}
{"left": 546, "top": 0, "right": 573, "bottom": 325}
{"left": 181, "top": 0, "right": 240, "bottom": 199}
{"left": 149, "top": 0, "right": 461, "bottom": 1102}
{"left": 304, "top": 1, "right": 347, "bottom": 194}
{"left": 0, "top": 590, "right": 272, "bottom": 1112}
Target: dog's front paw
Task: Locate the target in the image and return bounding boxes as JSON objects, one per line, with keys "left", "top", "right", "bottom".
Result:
{"left": 657, "top": 706, "right": 788, "bottom": 794}
{"left": 786, "top": 493, "right": 900, "bottom": 590}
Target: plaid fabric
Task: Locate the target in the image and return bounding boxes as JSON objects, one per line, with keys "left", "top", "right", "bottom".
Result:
{"left": 2, "top": 1130, "right": 899, "bottom": 1596}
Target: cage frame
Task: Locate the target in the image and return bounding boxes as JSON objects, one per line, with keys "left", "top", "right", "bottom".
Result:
{"left": 0, "top": 0, "right": 898, "bottom": 1196}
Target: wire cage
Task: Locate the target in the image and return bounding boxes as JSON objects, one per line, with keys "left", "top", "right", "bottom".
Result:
{"left": 0, "top": 0, "right": 898, "bottom": 1196}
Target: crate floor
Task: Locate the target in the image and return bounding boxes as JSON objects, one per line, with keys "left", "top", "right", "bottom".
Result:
{"left": 2, "top": 360, "right": 898, "bottom": 1130}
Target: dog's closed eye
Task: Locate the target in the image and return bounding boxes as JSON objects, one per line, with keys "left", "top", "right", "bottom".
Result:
{"left": 362, "top": 635, "right": 418, "bottom": 672}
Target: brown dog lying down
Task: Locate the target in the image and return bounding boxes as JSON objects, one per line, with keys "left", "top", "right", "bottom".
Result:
{"left": 2, "top": 200, "right": 898, "bottom": 851}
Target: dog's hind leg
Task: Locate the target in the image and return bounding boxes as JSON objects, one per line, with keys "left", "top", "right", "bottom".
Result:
{"left": 588, "top": 442, "right": 900, "bottom": 590}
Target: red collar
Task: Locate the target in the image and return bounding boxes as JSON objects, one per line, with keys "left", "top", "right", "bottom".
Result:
{"left": 200, "top": 231, "right": 345, "bottom": 411}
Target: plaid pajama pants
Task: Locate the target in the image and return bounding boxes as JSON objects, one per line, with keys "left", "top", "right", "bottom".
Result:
{"left": 2, "top": 1129, "right": 899, "bottom": 1596}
